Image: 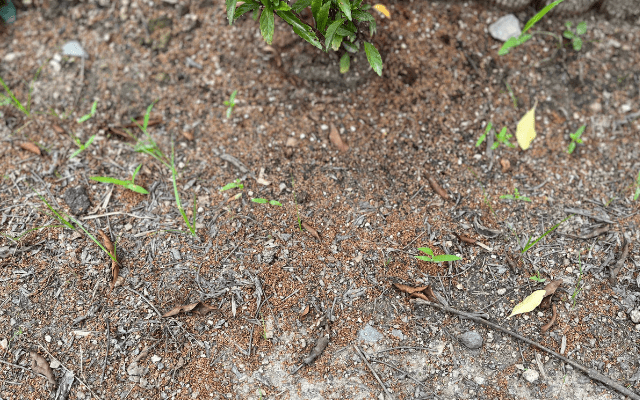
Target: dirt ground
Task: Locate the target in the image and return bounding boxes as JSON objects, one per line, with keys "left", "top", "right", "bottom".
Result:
{"left": 1, "top": 0, "right": 640, "bottom": 399}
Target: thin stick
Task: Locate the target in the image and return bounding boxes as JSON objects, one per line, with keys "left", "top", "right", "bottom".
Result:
{"left": 371, "top": 359, "right": 442, "bottom": 399}
{"left": 0, "top": 359, "right": 30, "bottom": 371}
{"left": 81, "top": 212, "right": 154, "bottom": 220}
{"left": 122, "top": 286, "right": 162, "bottom": 317}
{"left": 411, "top": 298, "right": 640, "bottom": 400}
{"left": 100, "top": 317, "right": 110, "bottom": 384}
{"left": 353, "top": 345, "right": 394, "bottom": 400}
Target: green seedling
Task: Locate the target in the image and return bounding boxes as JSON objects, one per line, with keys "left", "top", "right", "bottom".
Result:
{"left": 128, "top": 100, "right": 170, "bottom": 168}
{"left": 251, "top": 198, "right": 282, "bottom": 206}
{"left": 0, "top": 63, "right": 45, "bottom": 118}
{"left": 529, "top": 271, "right": 546, "bottom": 283}
{"left": 31, "top": 188, "right": 117, "bottom": 263}
{"left": 570, "top": 254, "right": 584, "bottom": 307}
{"left": 566, "top": 125, "right": 585, "bottom": 154}
{"left": 170, "top": 142, "right": 198, "bottom": 237}
{"left": 563, "top": 21, "right": 587, "bottom": 51}
{"left": 499, "top": 0, "right": 565, "bottom": 56}
{"left": 8, "top": 327, "right": 24, "bottom": 348}
{"left": 634, "top": 171, "right": 640, "bottom": 201}
{"left": 476, "top": 123, "right": 516, "bottom": 150}
{"left": 69, "top": 133, "right": 96, "bottom": 159}
{"left": 415, "top": 247, "right": 462, "bottom": 263}
{"left": 90, "top": 164, "right": 149, "bottom": 194}
{"left": 521, "top": 214, "right": 572, "bottom": 253}
{"left": 224, "top": 90, "right": 237, "bottom": 119}
{"left": 220, "top": 179, "right": 244, "bottom": 191}
{"left": 500, "top": 187, "right": 531, "bottom": 202}
{"left": 77, "top": 100, "right": 98, "bottom": 123}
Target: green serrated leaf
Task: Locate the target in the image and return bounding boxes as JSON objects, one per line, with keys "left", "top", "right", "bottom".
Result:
{"left": 566, "top": 141, "right": 576, "bottom": 154}
{"left": 316, "top": 1, "right": 331, "bottom": 32}
{"left": 292, "top": 0, "right": 312, "bottom": 13}
{"left": 259, "top": 5, "right": 275, "bottom": 44}
{"left": 277, "top": 10, "right": 323, "bottom": 50}
{"left": 311, "top": 0, "right": 322, "bottom": 22}
{"left": 340, "top": 53, "right": 350, "bottom": 73}
{"left": 576, "top": 21, "right": 587, "bottom": 35}
{"left": 226, "top": 0, "right": 238, "bottom": 23}
{"left": 415, "top": 256, "right": 434, "bottom": 262}
{"left": 337, "top": 0, "right": 352, "bottom": 21}
{"left": 573, "top": 37, "right": 582, "bottom": 51}
{"left": 331, "top": 34, "right": 344, "bottom": 51}
{"left": 234, "top": 0, "right": 260, "bottom": 20}
{"left": 417, "top": 247, "right": 434, "bottom": 256}
{"left": 324, "top": 18, "right": 345, "bottom": 50}
{"left": 363, "top": 41, "right": 382, "bottom": 76}
{"left": 343, "top": 40, "right": 358, "bottom": 53}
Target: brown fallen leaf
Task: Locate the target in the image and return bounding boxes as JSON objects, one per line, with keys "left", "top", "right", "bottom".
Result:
{"left": 303, "top": 335, "right": 329, "bottom": 365}
{"left": 162, "top": 302, "right": 215, "bottom": 318}
{"left": 52, "top": 124, "right": 65, "bottom": 134}
{"left": 19, "top": 142, "right": 41, "bottom": 155}
{"left": 301, "top": 221, "right": 321, "bottom": 241}
{"left": 539, "top": 294, "right": 553, "bottom": 310}
{"left": 329, "top": 123, "right": 349, "bottom": 152}
{"left": 543, "top": 279, "right": 563, "bottom": 297}
{"left": 427, "top": 175, "right": 448, "bottom": 200}
{"left": 541, "top": 304, "right": 557, "bottom": 333}
{"left": 182, "top": 131, "right": 194, "bottom": 141}
{"left": 500, "top": 158, "right": 511, "bottom": 173}
{"left": 30, "top": 352, "right": 56, "bottom": 386}
{"left": 300, "top": 304, "right": 310, "bottom": 318}
{"left": 456, "top": 233, "right": 476, "bottom": 244}
{"left": 110, "top": 261, "right": 119, "bottom": 290}
{"left": 107, "top": 126, "right": 131, "bottom": 140}
{"left": 98, "top": 230, "right": 114, "bottom": 254}
{"left": 424, "top": 286, "right": 439, "bottom": 303}
{"left": 393, "top": 283, "right": 428, "bottom": 294}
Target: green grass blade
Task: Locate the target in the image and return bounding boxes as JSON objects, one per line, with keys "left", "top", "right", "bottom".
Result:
{"left": 522, "top": 0, "right": 564, "bottom": 33}
{"left": 90, "top": 176, "right": 130, "bottom": 186}
{"left": 522, "top": 214, "right": 572, "bottom": 253}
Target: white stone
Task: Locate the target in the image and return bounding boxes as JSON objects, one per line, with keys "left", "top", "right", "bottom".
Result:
{"left": 62, "top": 40, "right": 89, "bottom": 59}
{"left": 474, "top": 376, "right": 486, "bottom": 385}
{"left": 151, "top": 355, "right": 162, "bottom": 363}
{"left": 523, "top": 369, "right": 539, "bottom": 383}
{"left": 497, "top": 288, "right": 507, "bottom": 295}
{"left": 489, "top": 14, "right": 522, "bottom": 42}
{"left": 629, "top": 309, "right": 640, "bottom": 324}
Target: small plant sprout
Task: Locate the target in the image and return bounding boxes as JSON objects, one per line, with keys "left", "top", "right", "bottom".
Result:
{"left": 415, "top": 247, "right": 462, "bottom": 263}
{"left": 220, "top": 178, "right": 244, "bottom": 200}
{"left": 571, "top": 254, "right": 584, "bottom": 307}
{"left": 633, "top": 171, "right": 640, "bottom": 201}
{"left": 69, "top": 133, "right": 96, "bottom": 159}
{"left": 129, "top": 101, "right": 170, "bottom": 168}
{"left": 566, "top": 125, "right": 586, "bottom": 154}
{"left": 476, "top": 123, "right": 516, "bottom": 150}
{"left": 170, "top": 142, "right": 198, "bottom": 237}
{"left": 251, "top": 198, "right": 282, "bottom": 206}
{"left": 90, "top": 164, "right": 149, "bottom": 194}
{"left": 500, "top": 187, "right": 531, "bottom": 202}
{"left": 224, "top": 90, "right": 237, "bottom": 119}
{"left": 529, "top": 271, "right": 546, "bottom": 283}
{"left": 77, "top": 100, "right": 98, "bottom": 123}
{"left": 0, "top": 62, "right": 46, "bottom": 118}
{"left": 521, "top": 214, "right": 572, "bottom": 253}
{"left": 499, "top": 0, "right": 565, "bottom": 56}
{"left": 563, "top": 21, "right": 587, "bottom": 51}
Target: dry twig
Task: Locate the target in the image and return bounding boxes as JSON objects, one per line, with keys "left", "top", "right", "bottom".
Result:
{"left": 411, "top": 298, "right": 640, "bottom": 400}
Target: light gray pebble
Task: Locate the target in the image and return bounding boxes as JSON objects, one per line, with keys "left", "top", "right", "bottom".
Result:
{"left": 458, "top": 331, "right": 483, "bottom": 349}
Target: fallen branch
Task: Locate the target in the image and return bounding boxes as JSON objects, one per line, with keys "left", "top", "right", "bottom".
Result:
{"left": 411, "top": 298, "right": 640, "bottom": 400}
{"left": 354, "top": 345, "right": 394, "bottom": 400}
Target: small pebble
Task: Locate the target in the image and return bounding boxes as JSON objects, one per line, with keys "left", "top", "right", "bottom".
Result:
{"left": 458, "top": 331, "right": 483, "bottom": 349}
{"left": 497, "top": 288, "right": 507, "bottom": 295}
{"left": 629, "top": 309, "right": 640, "bottom": 324}
{"left": 523, "top": 369, "right": 539, "bottom": 383}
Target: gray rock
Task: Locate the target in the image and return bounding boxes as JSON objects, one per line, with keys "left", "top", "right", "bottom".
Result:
{"left": 391, "top": 329, "right": 405, "bottom": 340}
{"left": 523, "top": 368, "right": 539, "bottom": 383}
{"left": 489, "top": 14, "right": 522, "bottom": 42}
{"left": 458, "top": 331, "right": 483, "bottom": 349}
{"left": 170, "top": 248, "right": 182, "bottom": 260}
{"left": 62, "top": 40, "right": 89, "bottom": 59}
{"left": 63, "top": 186, "right": 91, "bottom": 215}
{"left": 358, "top": 324, "right": 383, "bottom": 343}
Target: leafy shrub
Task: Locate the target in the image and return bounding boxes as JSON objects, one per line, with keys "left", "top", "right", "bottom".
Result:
{"left": 226, "top": 0, "right": 385, "bottom": 75}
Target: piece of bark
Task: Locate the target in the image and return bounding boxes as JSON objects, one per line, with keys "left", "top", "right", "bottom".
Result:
{"left": 301, "top": 221, "right": 321, "bottom": 241}
{"left": 609, "top": 238, "right": 630, "bottom": 285}
{"left": 427, "top": 175, "right": 448, "bottom": 200}
{"left": 303, "top": 335, "right": 329, "bottom": 365}
{"left": 329, "top": 123, "right": 349, "bottom": 152}
{"left": 30, "top": 352, "right": 56, "bottom": 386}
{"left": 20, "top": 142, "right": 41, "bottom": 155}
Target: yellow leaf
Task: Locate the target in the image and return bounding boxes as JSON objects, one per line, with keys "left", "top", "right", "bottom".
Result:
{"left": 508, "top": 289, "right": 546, "bottom": 318}
{"left": 373, "top": 4, "right": 390, "bottom": 18}
{"left": 516, "top": 100, "right": 537, "bottom": 150}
